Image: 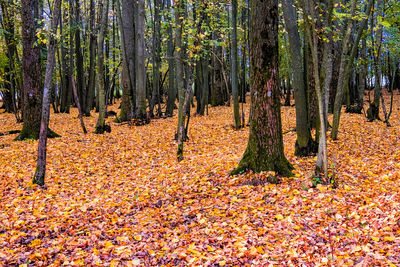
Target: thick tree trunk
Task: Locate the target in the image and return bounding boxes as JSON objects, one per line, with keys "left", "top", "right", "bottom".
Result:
{"left": 282, "top": 0, "right": 316, "bottom": 156}
{"left": 115, "top": 0, "right": 133, "bottom": 121}
{"left": 231, "top": 0, "right": 293, "bottom": 178}
{"left": 33, "top": 0, "right": 61, "bottom": 185}
{"left": 18, "top": 0, "right": 44, "bottom": 140}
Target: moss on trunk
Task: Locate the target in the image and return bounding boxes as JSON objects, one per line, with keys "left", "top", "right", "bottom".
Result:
{"left": 15, "top": 126, "right": 60, "bottom": 141}
{"left": 294, "top": 137, "right": 317, "bottom": 157}
{"left": 231, "top": 0, "right": 294, "bottom": 181}
{"left": 231, "top": 135, "right": 294, "bottom": 177}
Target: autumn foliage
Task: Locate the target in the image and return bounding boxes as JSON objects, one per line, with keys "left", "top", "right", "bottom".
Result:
{"left": 1, "top": 93, "right": 400, "bottom": 265}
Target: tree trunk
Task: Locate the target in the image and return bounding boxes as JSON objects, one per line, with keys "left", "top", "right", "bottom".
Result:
{"left": 331, "top": 0, "right": 358, "bottom": 140}
{"left": 33, "top": 0, "right": 62, "bottom": 185}
{"left": 231, "top": 0, "right": 293, "bottom": 178}
{"left": 85, "top": 0, "right": 96, "bottom": 116}
{"left": 0, "top": 1, "right": 20, "bottom": 121}
{"left": 283, "top": 0, "right": 316, "bottom": 156}
{"left": 95, "top": 0, "right": 109, "bottom": 134}
{"left": 135, "top": 0, "right": 147, "bottom": 121}
{"left": 18, "top": 0, "right": 44, "bottom": 140}
{"left": 150, "top": 0, "right": 161, "bottom": 117}
{"left": 175, "top": 0, "right": 186, "bottom": 161}
{"left": 231, "top": 0, "right": 241, "bottom": 129}
{"left": 165, "top": 0, "right": 175, "bottom": 117}
{"left": 368, "top": 0, "right": 384, "bottom": 121}
{"left": 75, "top": 0, "right": 85, "bottom": 111}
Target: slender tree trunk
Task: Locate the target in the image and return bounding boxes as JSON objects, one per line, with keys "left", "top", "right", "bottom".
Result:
{"left": 150, "top": 0, "right": 161, "bottom": 117}
{"left": 368, "top": 0, "right": 384, "bottom": 121}
{"left": 331, "top": 0, "right": 358, "bottom": 140}
{"left": 282, "top": 0, "right": 316, "bottom": 156}
{"left": 71, "top": 76, "right": 87, "bottom": 134}
{"left": 358, "top": 37, "right": 367, "bottom": 108}
{"left": 304, "top": 0, "right": 334, "bottom": 181}
{"left": 75, "top": 0, "right": 85, "bottom": 111}
{"left": 165, "top": 0, "right": 175, "bottom": 117}
{"left": 0, "top": 1, "right": 20, "bottom": 121}
{"left": 33, "top": 0, "right": 62, "bottom": 185}
{"left": 175, "top": 0, "right": 186, "bottom": 161}
{"left": 95, "top": 0, "right": 109, "bottom": 134}
{"left": 85, "top": 0, "right": 96, "bottom": 116}
{"left": 135, "top": 0, "right": 147, "bottom": 121}
{"left": 231, "top": 0, "right": 293, "bottom": 179}
{"left": 231, "top": 0, "right": 241, "bottom": 129}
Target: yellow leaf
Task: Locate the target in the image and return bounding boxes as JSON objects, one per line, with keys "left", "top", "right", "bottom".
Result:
{"left": 110, "top": 259, "right": 119, "bottom": 267}
{"left": 29, "top": 239, "right": 42, "bottom": 247}
{"left": 219, "top": 261, "right": 226, "bottom": 266}
{"left": 371, "top": 236, "right": 380, "bottom": 241}
{"left": 134, "top": 235, "right": 142, "bottom": 241}
{"left": 275, "top": 214, "right": 284, "bottom": 220}
{"left": 384, "top": 236, "right": 395, "bottom": 242}
{"left": 207, "top": 245, "right": 215, "bottom": 252}
{"left": 104, "top": 241, "right": 114, "bottom": 249}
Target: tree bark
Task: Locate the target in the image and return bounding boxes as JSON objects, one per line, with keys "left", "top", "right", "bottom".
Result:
{"left": 282, "top": 0, "right": 316, "bottom": 156}
{"left": 331, "top": 0, "right": 359, "bottom": 140}
{"left": 85, "top": 0, "right": 96, "bottom": 116}
{"left": 95, "top": 0, "right": 109, "bottom": 134}
{"left": 18, "top": 0, "right": 44, "bottom": 140}
{"left": 165, "top": 0, "right": 175, "bottom": 117}
{"left": 33, "top": 0, "right": 62, "bottom": 185}
{"left": 231, "top": 0, "right": 293, "bottom": 178}
{"left": 135, "top": 0, "right": 147, "bottom": 121}
{"left": 150, "top": 0, "right": 162, "bottom": 117}
{"left": 231, "top": 0, "right": 241, "bottom": 129}
{"left": 175, "top": 0, "right": 186, "bottom": 161}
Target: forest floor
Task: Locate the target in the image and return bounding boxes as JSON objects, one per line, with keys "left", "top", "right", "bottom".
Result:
{"left": 1, "top": 92, "right": 400, "bottom": 266}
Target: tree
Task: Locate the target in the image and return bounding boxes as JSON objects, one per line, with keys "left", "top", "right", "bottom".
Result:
{"left": 33, "top": 0, "right": 62, "bottom": 185}
{"left": 303, "top": 0, "right": 334, "bottom": 180}
{"left": 115, "top": 0, "right": 135, "bottom": 122}
{"left": 85, "top": 0, "right": 97, "bottom": 116}
{"left": 282, "top": 0, "right": 316, "bottom": 156}
{"left": 231, "top": 0, "right": 293, "bottom": 179}
{"left": 95, "top": 0, "right": 110, "bottom": 134}
{"left": 135, "top": 0, "right": 147, "bottom": 122}
{"left": 231, "top": 0, "right": 241, "bottom": 129}
{"left": 165, "top": 0, "right": 176, "bottom": 117}
{"left": 150, "top": 0, "right": 162, "bottom": 117}
{"left": 17, "top": 0, "right": 58, "bottom": 140}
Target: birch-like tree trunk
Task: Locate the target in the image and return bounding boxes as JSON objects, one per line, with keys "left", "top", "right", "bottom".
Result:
{"left": 33, "top": 0, "right": 62, "bottom": 185}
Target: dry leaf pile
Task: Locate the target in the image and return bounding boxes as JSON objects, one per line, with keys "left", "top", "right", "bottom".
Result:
{"left": 0, "top": 94, "right": 400, "bottom": 266}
